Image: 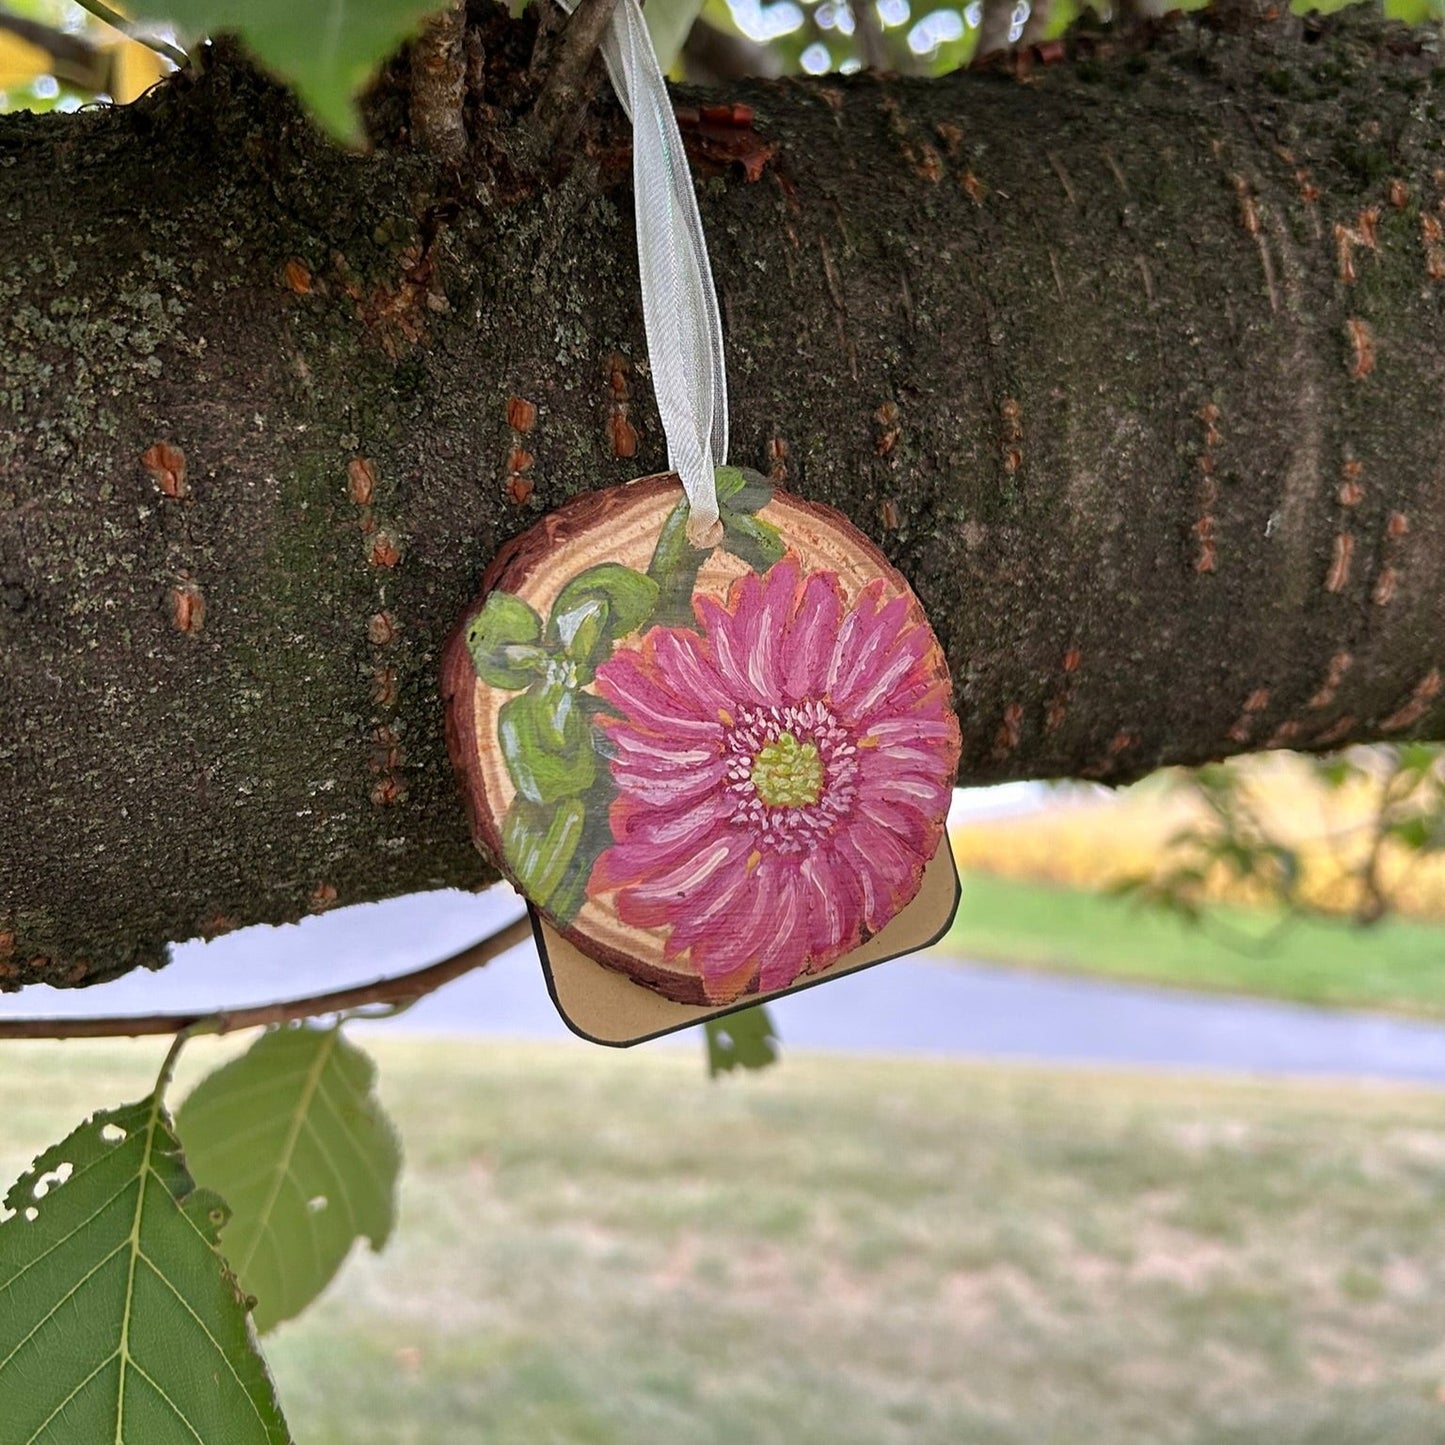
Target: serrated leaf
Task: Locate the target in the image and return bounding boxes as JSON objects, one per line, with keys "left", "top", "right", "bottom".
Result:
{"left": 704, "top": 1006, "right": 779, "bottom": 1077}
{"left": 175, "top": 1026, "right": 401, "bottom": 1334}
{"left": 128, "top": 0, "right": 440, "bottom": 140}
{"left": 0, "top": 1093, "right": 291, "bottom": 1444}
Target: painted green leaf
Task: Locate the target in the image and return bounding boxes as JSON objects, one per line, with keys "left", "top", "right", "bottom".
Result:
{"left": 715, "top": 465, "right": 773, "bottom": 515}
{"left": 704, "top": 1006, "right": 780, "bottom": 1077}
{"left": 0, "top": 1093, "right": 291, "bottom": 1443}
{"left": 645, "top": 498, "right": 706, "bottom": 629}
{"left": 467, "top": 591, "right": 548, "bottom": 690}
{"left": 647, "top": 471, "right": 779, "bottom": 628}
{"left": 499, "top": 687, "right": 597, "bottom": 804}
{"left": 503, "top": 795, "right": 587, "bottom": 908}
{"left": 536, "top": 679, "right": 583, "bottom": 750}
{"left": 722, "top": 510, "right": 786, "bottom": 573}
{"left": 534, "top": 772, "right": 620, "bottom": 923}
{"left": 175, "top": 1026, "right": 401, "bottom": 1334}
{"left": 129, "top": 0, "right": 441, "bottom": 141}
{"left": 547, "top": 564, "right": 660, "bottom": 663}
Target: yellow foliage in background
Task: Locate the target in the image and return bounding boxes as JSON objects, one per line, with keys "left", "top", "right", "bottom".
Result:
{"left": 0, "top": 2, "right": 167, "bottom": 105}
{"left": 0, "top": 30, "right": 51, "bottom": 90}
{"left": 951, "top": 755, "right": 1445, "bottom": 922}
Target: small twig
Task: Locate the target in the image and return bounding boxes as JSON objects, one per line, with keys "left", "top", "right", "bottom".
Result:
{"left": 850, "top": 0, "right": 889, "bottom": 71}
{"left": 72, "top": 0, "right": 189, "bottom": 70}
{"left": 0, "top": 916, "right": 534, "bottom": 1042}
{"left": 681, "top": 18, "right": 781, "bottom": 82}
{"left": 528, "top": 0, "right": 620, "bottom": 152}
{"left": 154, "top": 1021, "right": 208, "bottom": 1098}
{"left": 972, "top": 0, "right": 1014, "bottom": 65}
{"left": 410, "top": 1, "right": 468, "bottom": 161}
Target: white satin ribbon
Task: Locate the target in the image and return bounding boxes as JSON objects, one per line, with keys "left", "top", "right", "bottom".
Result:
{"left": 554, "top": 0, "right": 729, "bottom": 545}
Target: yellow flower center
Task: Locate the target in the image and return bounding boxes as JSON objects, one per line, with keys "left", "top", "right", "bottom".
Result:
{"left": 750, "top": 731, "right": 824, "bottom": 808}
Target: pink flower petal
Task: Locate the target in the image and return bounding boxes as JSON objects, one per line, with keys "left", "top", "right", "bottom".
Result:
{"left": 609, "top": 833, "right": 750, "bottom": 928}
{"left": 799, "top": 848, "right": 865, "bottom": 961}
{"left": 594, "top": 650, "right": 717, "bottom": 736}
{"left": 608, "top": 727, "right": 722, "bottom": 771}
{"left": 646, "top": 628, "right": 735, "bottom": 715}
{"left": 755, "top": 867, "right": 810, "bottom": 991}
{"left": 603, "top": 757, "right": 727, "bottom": 810}
{"left": 853, "top": 794, "right": 936, "bottom": 861}
{"left": 740, "top": 556, "right": 799, "bottom": 702}
{"left": 862, "top": 712, "right": 958, "bottom": 749}
{"left": 782, "top": 570, "right": 846, "bottom": 704}
{"left": 827, "top": 586, "right": 916, "bottom": 718}
{"left": 692, "top": 859, "right": 783, "bottom": 987}
{"left": 832, "top": 825, "right": 920, "bottom": 930}
{"left": 856, "top": 769, "right": 953, "bottom": 820}
{"left": 695, "top": 593, "right": 768, "bottom": 707}
{"left": 837, "top": 624, "right": 933, "bottom": 721}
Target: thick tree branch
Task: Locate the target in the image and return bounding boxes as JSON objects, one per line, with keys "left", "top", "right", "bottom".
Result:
{"left": 0, "top": 10, "right": 1442, "bottom": 988}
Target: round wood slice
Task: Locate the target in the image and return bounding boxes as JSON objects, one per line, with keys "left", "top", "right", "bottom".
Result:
{"left": 442, "top": 473, "right": 961, "bottom": 1005}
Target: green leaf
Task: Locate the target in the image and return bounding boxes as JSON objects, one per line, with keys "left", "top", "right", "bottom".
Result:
{"left": 704, "top": 1006, "right": 780, "bottom": 1077}
{"left": 643, "top": 0, "right": 706, "bottom": 70}
{"left": 722, "top": 510, "right": 786, "bottom": 573}
{"left": 714, "top": 465, "right": 773, "bottom": 514}
{"left": 551, "top": 774, "right": 622, "bottom": 923}
{"left": 1386, "top": 815, "right": 1445, "bottom": 853}
{"left": 130, "top": 0, "right": 442, "bottom": 141}
{"left": 466, "top": 590, "right": 548, "bottom": 690}
{"left": 499, "top": 687, "right": 597, "bottom": 804}
{"left": 175, "top": 1026, "right": 401, "bottom": 1334}
{"left": 547, "top": 564, "right": 660, "bottom": 663}
{"left": 0, "top": 1092, "right": 291, "bottom": 1443}
{"left": 645, "top": 499, "right": 707, "bottom": 629}
{"left": 1314, "top": 757, "right": 1359, "bottom": 790}
{"left": 502, "top": 795, "right": 587, "bottom": 908}
{"left": 645, "top": 472, "right": 780, "bottom": 629}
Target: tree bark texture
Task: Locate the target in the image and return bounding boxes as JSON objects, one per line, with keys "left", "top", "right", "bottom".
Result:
{"left": 2, "top": 8, "right": 1443, "bottom": 988}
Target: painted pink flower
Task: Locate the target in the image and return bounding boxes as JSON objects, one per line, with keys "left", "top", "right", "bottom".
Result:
{"left": 589, "top": 555, "right": 960, "bottom": 1002}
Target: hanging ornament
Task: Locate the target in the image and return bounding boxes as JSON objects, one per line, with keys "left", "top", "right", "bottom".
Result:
{"left": 443, "top": 0, "right": 961, "bottom": 1042}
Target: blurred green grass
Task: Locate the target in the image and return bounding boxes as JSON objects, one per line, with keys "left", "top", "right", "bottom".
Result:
{"left": 6, "top": 1037, "right": 1445, "bottom": 1444}
{"left": 945, "top": 870, "right": 1445, "bottom": 1017}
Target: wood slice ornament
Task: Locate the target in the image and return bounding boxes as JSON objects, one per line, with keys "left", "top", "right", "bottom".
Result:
{"left": 443, "top": 471, "right": 964, "bottom": 1043}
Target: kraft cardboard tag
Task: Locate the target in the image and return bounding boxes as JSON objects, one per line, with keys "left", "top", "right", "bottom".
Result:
{"left": 533, "top": 835, "right": 961, "bottom": 1046}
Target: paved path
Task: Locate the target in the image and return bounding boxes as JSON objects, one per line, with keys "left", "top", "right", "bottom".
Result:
{"left": 7, "top": 887, "right": 1445, "bottom": 1084}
